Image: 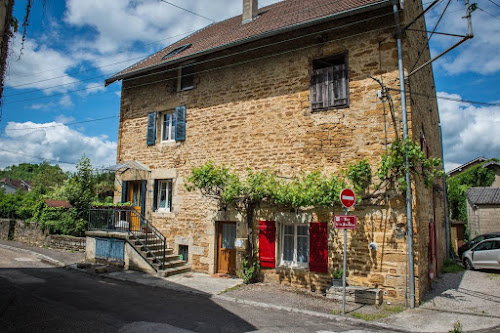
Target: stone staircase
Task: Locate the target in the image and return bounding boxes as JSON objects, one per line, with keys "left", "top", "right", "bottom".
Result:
{"left": 129, "top": 233, "right": 191, "bottom": 277}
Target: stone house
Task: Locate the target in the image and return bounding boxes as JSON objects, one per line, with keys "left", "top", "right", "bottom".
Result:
{"left": 466, "top": 187, "right": 500, "bottom": 236}
{"left": 448, "top": 158, "right": 500, "bottom": 240}
{"left": 0, "top": 178, "right": 31, "bottom": 194}
{"left": 101, "top": 0, "right": 445, "bottom": 304}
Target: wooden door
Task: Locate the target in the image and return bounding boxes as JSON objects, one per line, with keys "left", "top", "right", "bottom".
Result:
{"left": 217, "top": 222, "right": 236, "bottom": 275}
{"left": 127, "top": 181, "right": 141, "bottom": 232}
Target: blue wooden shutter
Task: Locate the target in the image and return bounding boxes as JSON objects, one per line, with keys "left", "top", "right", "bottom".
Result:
{"left": 121, "top": 181, "right": 128, "bottom": 203}
{"left": 140, "top": 180, "right": 147, "bottom": 216}
{"left": 175, "top": 106, "right": 186, "bottom": 141}
{"left": 153, "top": 180, "right": 159, "bottom": 211}
{"left": 146, "top": 112, "right": 157, "bottom": 146}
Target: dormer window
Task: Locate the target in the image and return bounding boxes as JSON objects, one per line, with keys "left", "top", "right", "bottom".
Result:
{"left": 162, "top": 43, "right": 192, "bottom": 60}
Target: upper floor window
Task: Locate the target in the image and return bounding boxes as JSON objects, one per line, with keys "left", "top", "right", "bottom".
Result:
{"left": 161, "top": 112, "right": 176, "bottom": 142}
{"left": 179, "top": 65, "right": 194, "bottom": 91}
{"left": 310, "top": 54, "right": 348, "bottom": 110}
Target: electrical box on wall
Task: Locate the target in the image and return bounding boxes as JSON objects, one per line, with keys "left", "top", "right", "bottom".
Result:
{"left": 235, "top": 238, "right": 247, "bottom": 250}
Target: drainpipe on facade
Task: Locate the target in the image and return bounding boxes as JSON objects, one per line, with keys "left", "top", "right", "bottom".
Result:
{"left": 440, "top": 124, "right": 451, "bottom": 259}
{"left": 392, "top": 0, "right": 415, "bottom": 308}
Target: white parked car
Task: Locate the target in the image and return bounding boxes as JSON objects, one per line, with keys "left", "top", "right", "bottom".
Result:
{"left": 462, "top": 237, "right": 500, "bottom": 270}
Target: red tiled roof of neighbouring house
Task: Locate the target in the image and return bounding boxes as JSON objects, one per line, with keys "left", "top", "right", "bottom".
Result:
{"left": 106, "top": 0, "right": 391, "bottom": 85}
{"left": 44, "top": 199, "right": 73, "bottom": 209}
{"left": 0, "top": 178, "right": 31, "bottom": 191}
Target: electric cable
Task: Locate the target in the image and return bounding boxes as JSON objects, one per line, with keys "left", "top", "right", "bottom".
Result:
{"left": 1, "top": 115, "right": 118, "bottom": 132}
{"left": 159, "top": 0, "right": 215, "bottom": 22}
{"left": 3, "top": 9, "right": 399, "bottom": 103}
{"left": 4, "top": 0, "right": 362, "bottom": 91}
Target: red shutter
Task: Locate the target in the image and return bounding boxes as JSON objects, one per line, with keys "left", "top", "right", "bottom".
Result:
{"left": 429, "top": 222, "right": 436, "bottom": 263}
{"left": 309, "top": 222, "right": 328, "bottom": 273}
{"left": 259, "top": 220, "right": 276, "bottom": 268}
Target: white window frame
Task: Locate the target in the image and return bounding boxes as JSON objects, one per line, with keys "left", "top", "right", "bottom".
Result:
{"left": 279, "top": 223, "right": 309, "bottom": 268}
{"left": 161, "top": 112, "right": 176, "bottom": 142}
{"left": 156, "top": 179, "right": 173, "bottom": 212}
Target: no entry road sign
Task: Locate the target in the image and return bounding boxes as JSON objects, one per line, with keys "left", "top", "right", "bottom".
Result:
{"left": 340, "top": 188, "right": 356, "bottom": 208}
{"left": 334, "top": 215, "right": 357, "bottom": 229}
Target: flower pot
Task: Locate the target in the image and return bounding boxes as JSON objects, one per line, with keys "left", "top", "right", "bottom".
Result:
{"left": 331, "top": 278, "right": 342, "bottom": 287}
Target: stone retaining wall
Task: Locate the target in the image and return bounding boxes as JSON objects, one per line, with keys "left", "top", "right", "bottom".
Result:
{"left": 0, "top": 218, "right": 85, "bottom": 252}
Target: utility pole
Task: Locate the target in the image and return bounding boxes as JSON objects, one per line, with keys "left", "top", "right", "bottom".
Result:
{"left": 392, "top": 0, "right": 415, "bottom": 308}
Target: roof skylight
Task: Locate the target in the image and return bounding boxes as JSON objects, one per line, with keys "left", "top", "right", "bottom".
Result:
{"left": 162, "top": 43, "right": 192, "bottom": 60}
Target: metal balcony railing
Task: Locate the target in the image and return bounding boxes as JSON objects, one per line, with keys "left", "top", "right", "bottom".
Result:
{"left": 88, "top": 207, "right": 167, "bottom": 270}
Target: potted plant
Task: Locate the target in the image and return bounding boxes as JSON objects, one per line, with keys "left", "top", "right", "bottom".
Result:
{"left": 331, "top": 268, "right": 343, "bottom": 287}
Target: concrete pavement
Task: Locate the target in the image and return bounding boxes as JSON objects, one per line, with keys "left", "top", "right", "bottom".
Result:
{"left": 1, "top": 239, "right": 500, "bottom": 332}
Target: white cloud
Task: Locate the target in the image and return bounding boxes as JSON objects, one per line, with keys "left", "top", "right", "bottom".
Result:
{"left": 426, "top": 1, "right": 500, "bottom": 75}
{"left": 59, "top": 95, "right": 74, "bottom": 107}
{"left": 4, "top": 33, "right": 80, "bottom": 94}
{"left": 0, "top": 121, "right": 117, "bottom": 172}
{"left": 438, "top": 92, "right": 500, "bottom": 171}
{"left": 54, "top": 115, "right": 76, "bottom": 124}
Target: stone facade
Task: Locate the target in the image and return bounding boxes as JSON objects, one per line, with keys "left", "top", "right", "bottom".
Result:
{"left": 112, "top": 2, "right": 444, "bottom": 303}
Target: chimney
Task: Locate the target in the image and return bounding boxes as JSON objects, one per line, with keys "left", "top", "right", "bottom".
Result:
{"left": 242, "top": 0, "right": 258, "bottom": 23}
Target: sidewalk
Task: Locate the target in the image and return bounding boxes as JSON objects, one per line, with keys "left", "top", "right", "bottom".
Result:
{"left": 2, "top": 239, "right": 500, "bottom": 333}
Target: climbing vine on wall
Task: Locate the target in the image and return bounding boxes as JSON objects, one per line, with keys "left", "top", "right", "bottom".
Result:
{"left": 447, "top": 161, "right": 496, "bottom": 223}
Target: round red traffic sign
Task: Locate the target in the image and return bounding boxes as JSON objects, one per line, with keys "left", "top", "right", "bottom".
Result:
{"left": 340, "top": 188, "right": 356, "bottom": 208}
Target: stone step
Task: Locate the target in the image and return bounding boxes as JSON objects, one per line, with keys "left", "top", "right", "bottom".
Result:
{"left": 326, "top": 286, "right": 382, "bottom": 305}
{"left": 157, "top": 265, "right": 191, "bottom": 277}
{"left": 163, "top": 260, "right": 187, "bottom": 269}
{"left": 145, "top": 250, "right": 175, "bottom": 259}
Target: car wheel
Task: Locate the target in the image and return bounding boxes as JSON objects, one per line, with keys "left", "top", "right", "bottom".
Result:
{"left": 463, "top": 258, "right": 474, "bottom": 270}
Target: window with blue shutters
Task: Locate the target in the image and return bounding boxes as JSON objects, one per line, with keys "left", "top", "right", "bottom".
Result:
{"left": 146, "top": 112, "right": 157, "bottom": 146}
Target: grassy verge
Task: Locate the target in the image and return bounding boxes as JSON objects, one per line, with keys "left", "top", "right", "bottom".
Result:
{"left": 442, "top": 259, "right": 464, "bottom": 274}
{"left": 350, "top": 305, "right": 405, "bottom": 321}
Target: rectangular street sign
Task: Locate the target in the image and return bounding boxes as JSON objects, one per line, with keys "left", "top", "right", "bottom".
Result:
{"left": 334, "top": 215, "right": 357, "bottom": 229}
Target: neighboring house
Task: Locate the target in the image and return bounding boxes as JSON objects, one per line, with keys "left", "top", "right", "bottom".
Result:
{"left": 466, "top": 188, "right": 500, "bottom": 236}
{"left": 447, "top": 156, "right": 489, "bottom": 178}
{"left": 98, "top": 0, "right": 445, "bottom": 304}
{"left": 0, "top": 178, "right": 31, "bottom": 194}
{"left": 448, "top": 158, "right": 500, "bottom": 240}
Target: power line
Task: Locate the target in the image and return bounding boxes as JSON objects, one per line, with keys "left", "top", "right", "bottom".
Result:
{"left": 1, "top": 115, "right": 119, "bottom": 132}
{"left": 477, "top": 6, "right": 500, "bottom": 22}
{"left": 486, "top": 0, "right": 500, "bottom": 9}
{"left": 0, "top": 148, "right": 78, "bottom": 165}
{"left": 159, "top": 0, "right": 215, "bottom": 22}
{"left": 5, "top": 0, "right": 352, "bottom": 92}
{"left": 4, "top": 29, "right": 201, "bottom": 91}
{"left": 3, "top": 9, "right": 399, "bottom": 105}
{"left": 387, "top": 87, "right": 500, "bottom": 106}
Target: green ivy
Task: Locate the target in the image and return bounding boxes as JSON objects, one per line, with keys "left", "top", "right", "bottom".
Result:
{"left": 347, "top": 159, "right": 372, "bottom": 194}
{"left": 238, "top": 253, "right": 260, "bottom": 284}
{"left": 377, "top": 139, "right": 443, "bottom": 191}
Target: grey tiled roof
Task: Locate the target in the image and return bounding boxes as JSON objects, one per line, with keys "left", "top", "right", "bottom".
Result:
{"left": 466, "top": 187, "right": 500, "bottom": 205}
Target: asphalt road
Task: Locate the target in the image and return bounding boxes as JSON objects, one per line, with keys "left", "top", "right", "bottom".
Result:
{"left": 0, "top": 246, "right": 395, "bottom": 333}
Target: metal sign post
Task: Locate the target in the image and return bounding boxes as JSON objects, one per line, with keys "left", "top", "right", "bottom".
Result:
{"left": 337, "top": 188, "right": 357, "bottom": 316}
{"left": 343, "top": 207, "right": 347, "bottom": 316}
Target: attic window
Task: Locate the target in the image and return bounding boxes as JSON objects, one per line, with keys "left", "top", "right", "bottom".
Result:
{"left": 162, "top": 43, "right": 192, "bottom": 60}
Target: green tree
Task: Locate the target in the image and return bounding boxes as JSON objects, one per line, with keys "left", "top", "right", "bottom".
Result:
{"left": 66, "top": 156, "right": 96, "bottom": 235}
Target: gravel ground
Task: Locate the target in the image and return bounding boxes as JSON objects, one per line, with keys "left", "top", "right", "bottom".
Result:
{"left": 420, "top": 269, "right": 500, "bottom": 317}
{"left": 222, "top": 282, "right": 371, "bottom": 315}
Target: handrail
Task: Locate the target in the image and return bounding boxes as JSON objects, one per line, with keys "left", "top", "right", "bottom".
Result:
{"left": 88, "top": 207, "right": 167, "bottom": 270}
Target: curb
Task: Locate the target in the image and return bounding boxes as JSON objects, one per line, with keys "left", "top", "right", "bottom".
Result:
{"left": 0, "top": 243, "right": 66, "bottom": 267}
{"left": 213, "top": 294, "right": 411, "bottom": 332}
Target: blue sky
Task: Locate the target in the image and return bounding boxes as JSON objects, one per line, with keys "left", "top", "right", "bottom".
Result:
{"left": 0, "top": 0, "right": 499, "bottom": 172}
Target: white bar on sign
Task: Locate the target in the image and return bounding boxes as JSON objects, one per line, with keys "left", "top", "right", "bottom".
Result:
{"left": 342, "top": 195, "right": 354, "bottom": 200}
